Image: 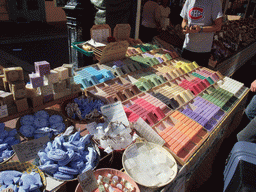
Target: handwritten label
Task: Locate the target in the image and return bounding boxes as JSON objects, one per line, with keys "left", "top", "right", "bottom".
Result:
{"left": 12, "top": 136, "right": 50, "bottom": 163}
{"left": 77, "top": 169, "right": 98, "bottom": 192}
{"left": 101, "top": 101, "right": 129, "bottom": 126}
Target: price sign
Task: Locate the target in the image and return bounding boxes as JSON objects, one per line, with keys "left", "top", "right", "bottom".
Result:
{"left": 77, "top": 169, "right": 98, "bottom": 192}
{"left": 12, "top": 136, "right": 50, "bottom": 162}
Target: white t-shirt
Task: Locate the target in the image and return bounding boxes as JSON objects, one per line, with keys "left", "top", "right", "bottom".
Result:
{"left": 159, "top": 5, "right": 171, "bottom": 30}
{"left": 180, "top": 0, "right": 223, "bottom": 52}
{"left": 141, "top": 1, "right": 161, "bottom": 28}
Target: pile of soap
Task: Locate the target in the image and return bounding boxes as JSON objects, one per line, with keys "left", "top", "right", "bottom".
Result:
{"left": 65, "top": 96, "right": 104, "bottom": 121}
{"left": 0, "top": 170, "right": 43, "bottom": 192}
{"left": 88, "top": 122, "right": 133, "bottom": 153}
{"left": 0, "top": 123, "right": 20, "bottom": 163}
{"left": 38, "top": 132, "right": 99, "bottom": 181}
{"left": 19, "top": 110, "right": 66, "bottom": 139}
{"left": 96, "top": 173, "right": 135, "bottom": 192}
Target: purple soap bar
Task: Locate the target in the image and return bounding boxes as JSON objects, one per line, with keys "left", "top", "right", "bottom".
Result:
{"left": 43, "top": 94, "right": 54, "bottom": 103}
{"left": 35, "top": 61, "right": 51, "bottom": 76}
{"left": 214, "top": 110, "right": 225, "bottom": 120}
{"left": 29, "top": 73, "right": 44, "bottom": 88}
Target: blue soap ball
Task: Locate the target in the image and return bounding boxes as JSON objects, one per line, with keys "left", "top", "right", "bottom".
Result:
{"left": 20, "top": 115, "right": 35, "bottom": 126}
{"left": 49, "top": 115, "right": 63, "bottom": 125}
{"left": 20, "top": 125, "right": 35, "bottom": 137}
{"left": 33, "top": 117, "right": 49, "bottom": 128}
{"left": 34, "top": 110, "right": 50, "bottom": 120}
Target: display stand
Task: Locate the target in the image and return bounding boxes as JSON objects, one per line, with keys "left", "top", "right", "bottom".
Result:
{"left": 209, "top": 41, "right": 256, "bottom": 76}
{"left": 161, "top": 87, "right": 249, "bottom": 192}
{"left": 153, "top": 35, "right": 256, "bottom": 77}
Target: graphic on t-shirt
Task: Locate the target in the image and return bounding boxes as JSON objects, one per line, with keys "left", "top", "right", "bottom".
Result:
{"left": 189, "top": 7, "right": 204, "bottom": 20}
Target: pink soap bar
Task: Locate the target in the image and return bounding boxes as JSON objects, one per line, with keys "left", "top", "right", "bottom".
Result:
{"left": 35, "top": 61, "right": 51, "bottom": 76}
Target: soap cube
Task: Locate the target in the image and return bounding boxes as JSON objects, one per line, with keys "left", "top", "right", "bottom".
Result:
{"left": 29, "top": 73, "right": 44, "bottom": 88}
{"left": 27, "top": 95, "right": 43, "bottom": 108}
{"left": 65, "top": 77, "right": 74, "bottom": 88}
{"left": 7, "top": 104, "right": 17, "bottom": 115}
{"left": 0, "top": 75, "right": 4, "bottom": 87}
{"left": 54, "top": 67, "right": 69, "bottom": 81}
{"left": 13, "top": 88, "right": 27, "bottom": 100}
{"left": 43, "top": 94, "right": 54, "bottom": 103}
{"left": 40, "top": 84, "right": 53, "bottom": 96}
{"left": 0, "top": 92, "right": 14, "bottom": 106}
{"left": 44, "top": 70, "right": 59, "bottom": 85}
{"left": 11, "top": 81, "right": 26, "bottom": 92}
{"left": 71, "top": 84, "right": 82, "bottom": 93}
{"left": 15, "top": 98, "right": 29, "bottom": 113}
{"left": 53, "top": 80, "right": 66, "bottom": 93}
{"left": 25, "top": 84, "right": 41, "bottom": 98}
{"left": 54, "top": 89, "right": 71, "bottom": 100}
{"left": 62, "top": 64, "right": 74, "bottom": 77}
{"left": 2, "top": 78, "right": 10, "bottom": 92}
{"left": 0, "top": 104, "right": 8, "bottom": 118}
{"left": 34, "top": 61, "right": 51, "bottom": 76}
{"left": 3, "top": 67, "right": 24, "bottom": 82}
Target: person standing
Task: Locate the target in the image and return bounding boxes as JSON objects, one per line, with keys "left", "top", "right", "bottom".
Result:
{"left": 159, "top": 0, "right": 172, "bottom": 30}
{"left": 140, "top": 0, "right": 161, "bottom": 43}
{"left": 180, "top": 0, "right": 223, "bottom": 67}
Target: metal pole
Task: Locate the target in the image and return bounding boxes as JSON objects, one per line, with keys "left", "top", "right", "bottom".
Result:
{"left": 135, "top": 0, "right": 141, "bottom": 39}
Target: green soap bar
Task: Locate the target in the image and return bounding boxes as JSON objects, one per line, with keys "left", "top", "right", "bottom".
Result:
{"left": 152, "top": 57, "right": 160, "bottom": 65}
{"left": 165, "top": 53, "right": 172, "bottom": 60}
{"left": 206, "top": 77, "right": 214, "bottom": 84}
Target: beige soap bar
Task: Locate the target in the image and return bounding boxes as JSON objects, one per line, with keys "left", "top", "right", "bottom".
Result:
{"left": 3, "top": 67, "right": 24, "bottom": 82}
{"left": 54, "top": 67, "right": 69, "bottom": 81}
{"left": 44, "top": 70, "right": 59, "bottom": 85}
{"left": 40, "top": 84, "right": 53, "bottom": 96}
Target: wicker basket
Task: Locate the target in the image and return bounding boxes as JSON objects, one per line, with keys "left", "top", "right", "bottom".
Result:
{"left": 75, "top": 168, "right": 140, "bottom": 192}
{"left": 60, "top": 96, "right": 105, "bottom": 124}
{"left": 0, "top": 161, "right": 47, "bottom": 192}
{"left": 16, "top": 109, "right": 73, "bottom": 140}
{"left": 0, "top": 127, "right": 21, "bottom": 165}
{"left": 122, "top": 142, "right": 178, "bottom": 188}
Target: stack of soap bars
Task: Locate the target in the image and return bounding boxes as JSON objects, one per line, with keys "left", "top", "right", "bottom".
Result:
{"left": 155, "top": 111, "right": 209, "bottom": 164}
{"left": 179, "top": 96, "right": 225, "bottom": 131}
{"left": 74, "top": 67, "right": 115, "bottom": 89}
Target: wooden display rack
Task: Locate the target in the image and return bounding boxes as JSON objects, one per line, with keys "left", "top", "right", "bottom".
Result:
{"left": 210, "top": 41, "right": 256, "bottom": 76}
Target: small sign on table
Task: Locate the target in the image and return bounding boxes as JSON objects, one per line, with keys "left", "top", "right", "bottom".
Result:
{"left": 12, "top": 136, "right": 50, "bottom": 163}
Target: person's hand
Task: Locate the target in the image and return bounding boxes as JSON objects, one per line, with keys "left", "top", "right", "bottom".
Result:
{"left": 250, "top": 80, "right": 256, "bottom": 92}
{"left": 188, "top": 25, "right": 201, "bottom": 33}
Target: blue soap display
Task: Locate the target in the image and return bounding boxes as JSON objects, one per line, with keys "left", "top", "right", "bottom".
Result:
{"left": 18, "top": 110, "right": 67, "bottom": 139}
{"left": 74, "top": 67, "right": 115, "bottom": 89}
{"left": 0, "top": 123, "right": 20, "bottom": 163}
{"left": 65, "top": 96, "right": 104, "bottom": 121}
{"left": 38, "top": 132, "right": 100, "bottom": 181}
{"left": 0, "top": 170, "right": 43, "bottom": 192}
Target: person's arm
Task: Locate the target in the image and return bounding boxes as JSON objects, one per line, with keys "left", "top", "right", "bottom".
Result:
{"left": 188, "top": 17, "right": 223, "bottom": 33}
{"left": 250, "top": 80, "right": 256, "bottom": 92}
{"left": 181, "top": 18, "right": 189, "bottom": 33}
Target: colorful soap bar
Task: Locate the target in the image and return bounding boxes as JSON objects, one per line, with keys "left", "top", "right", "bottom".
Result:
{"left": 29, "top": 73, "right": 44, "bottom": 88}
{"left": 35, "top": 61, "right": 51, "bottom": 76}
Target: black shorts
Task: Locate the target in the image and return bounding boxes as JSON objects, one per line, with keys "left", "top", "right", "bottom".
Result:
{"left": 181, "top": 48, "right": 211, "bottom": 67}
